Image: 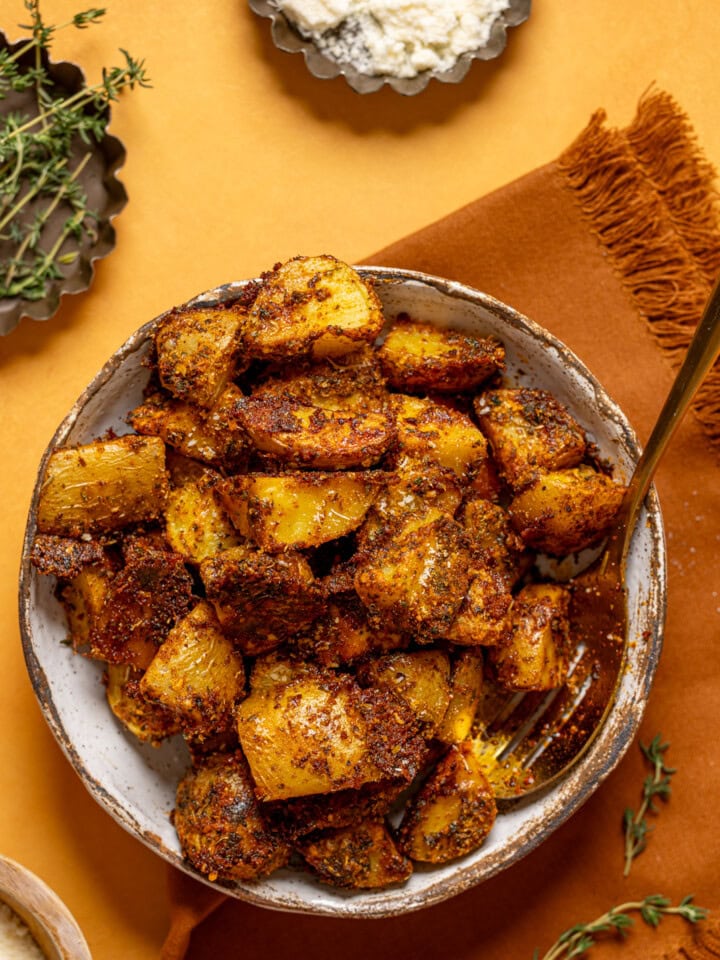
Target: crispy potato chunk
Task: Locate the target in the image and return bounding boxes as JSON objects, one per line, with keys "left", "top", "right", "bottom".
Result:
{"left": 129, "top": 384, "right": 250, "bottom": 471}
{"left": 155, "top": 302, "right": 247, "bottom": 408}
{"left": 444, "top": 567, "right": 513, "bottom": 647}
{"left": 398, "top": 742, "right": 497, "bottom": 863}
{"left": 378, "top": 317, "right": 504, "bottom": 393}
{"left": 461, "top": 497, "right": 527, "bottom": 587}
{"left": 58, "top": 562, "right": 114, "bottom": 652}
{"left": 299, "top": 595, "right": 408, "bottom": 668}
{"left": 474, "top": 388, "right": 586, "bottom": 490}
{"left": 91, "top": 538, "right": 193, "bottom": 669}
{"left": 175, "top": 752, "right": 290, "bottom": 882}
{"left": 298, "top": 820, "right": 412, "bottom": 889}
{"left": 355, "top": 515, "right": 471, "bottom": 640}
{"left": 164, "top": 462, "right": 242, "bottom": 564}
{"left": 30, "top": 534, "right": 105, "bottom": 580}
{"left": 232, "top": 394, "right": 395, "bottom": 469}
{"left": 217, "top": 472, "right": 381, "bottom": 552}
{"left": 236, "top": 675, "right": 423, "bottom": 800}
{"left": 37, "top": 435, "right": 167, "bottom": 537}
{"left": 106, "top": 663, "right": 182, "bottom": 744}
{"left": 247, "top": 255, "right": 384, "bottom": 359}
{"left": 359, "top": 651, "right": 451, "bottom": 736}
{"left": 437, "top": 650, "right": 484, "bottom": 744}
{"left": 509, "top": 465, "right": 626, "bottom": 555}
{"left": 200, "top": 545, "right": 325, "bottom": 655}
{"left": 391, "top": 394, "right": 498, "bottom": 495}
{"left": 491, "top": 583, "right": 571, "bottom": 691}
{"left": 253, "top": 346, "right": 388, "bottom": 413}
{"left": 266, "top": 780, "right": 405, "bottom": 840}
{"left": 140, "top": 602, "right": 246, "bottom": 738}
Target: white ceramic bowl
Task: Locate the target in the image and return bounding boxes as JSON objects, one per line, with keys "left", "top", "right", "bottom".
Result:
{"left": 19, "top": 268, "right": 665, "bottom": 917}
{"left": 0, "top": 856, "right": 91, "bottom": 960}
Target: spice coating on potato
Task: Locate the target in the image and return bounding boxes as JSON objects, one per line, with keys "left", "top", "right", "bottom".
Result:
{"left": 509, "top": 465, "right": 627, "bottom": 555}
{"left": 378, "top": 317, "right": 504, "bottom": 393}
{"left": 155, "top": 302, "right": 247, "bottom": 408}
{"left": 358, "top": 650, "right": 451, "bottom": 736}
{"left": 174, "top": 752, "right": 290, "bottom": 882}
{"left": 444, "top": 566, "right": 513, "bottom": 647}
{"left": 398, "top": 742, "right": 497, "bottom": 863}
{"left": 106, "top": 663, "right": 182, "bottom": 744}
{"left": 37, "top": 435, "right": 167, "bottom": 537}
{"left": 298, "top": 820, "right": 412, "bottom": 889}
{"left": 474, "top": 388, "right": 586, "bottom": 491}
{"left": 164, "top": 464, "right": 243, "bottom": 564}
{"left": 246, "top": 255, "right": 384, "bottom": 359}
{"left": 232, "top": 394, "right": 396, "bottom": 469}
{"left": 266, "top": 780, "right": 406, "bottom": 840}
{"left": 437, "top": 650, "right": 484, "bottom": 744}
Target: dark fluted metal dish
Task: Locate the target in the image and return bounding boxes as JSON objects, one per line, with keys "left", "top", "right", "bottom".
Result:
{"left": 0, "top": 32, "right": 127, "bottom": 335}
{"left": 248, "top": 0, "right": 531, "bottom": 95}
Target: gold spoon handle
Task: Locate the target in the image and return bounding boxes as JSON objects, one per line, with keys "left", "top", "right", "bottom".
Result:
{"left": 618, "top": 276, "right": 720, "bottom": 566}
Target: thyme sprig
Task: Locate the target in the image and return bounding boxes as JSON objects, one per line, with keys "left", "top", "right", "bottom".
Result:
{"left": 535, "top": 895, "right": 708, "bottom": 960}
{"left": 623, "top": 734, "right": 676, "bottom": 876}
{"left": 0, "top": 1, "right": 149, "bottom": 302}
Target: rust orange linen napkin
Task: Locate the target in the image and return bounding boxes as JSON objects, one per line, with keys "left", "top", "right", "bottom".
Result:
{"left": 162, "top": 90, "right": 720, "bottom": 960}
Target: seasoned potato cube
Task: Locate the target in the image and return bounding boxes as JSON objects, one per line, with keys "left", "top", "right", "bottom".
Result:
{"left": 200, "top": 545, "right": 325, "bottom": 655}
{"left": 249, "top": 650, "right": 323, "bottom": 692}
{"left": 58, "top": 563, "right": 114, "bottom": 653}
{"left": 253, "top": 346, "right": 389, "bottom": 413}
{"left": 461, "top": 497, "right": 527, "bottom": 587}
{"left": 140, "top": 602, "right": 246, "bottom": 737}
{"left": 247, "top": 255, "right": 384, "bottom": 359}
{"left": 174, "top": 752, "right": 290, "bottom": 882}
{"left": 359, "top": 651, "right": 451, "bottom": 735}
{"left": 509, "top": 465, "right": 626, "bottom": 555}
{"left": 155, "top": 302, "right": 247, "bottom": 408}
{"left": 391, "top": 394, "right": 499, "bottom": 495}
{"left": 300, "top": 595, "right": 408, "bottom": 668}
{"left": 355, "top": 515, "right": 471, "bottom": 640}
{"left": 444, "top": 567, "right": 513, "bottom": 647}
{"left": 236, "top": 676, "right": 424, "bottom": 800}
{"left": 91, "top": 538, "right": 193, "bottom": 669}
{"left": 129, "top": 384, "right": 250, "bottom": 471}
{"left": 491, "top": 583, "right": 570, "bottom": 691}
{"left": 217, "top": 472, "right": 381, "bottom": 552}
{"left": 378, "top": 317, "right": 504, "bottom": 393}
{"left": 298, "top": 820, "right": 412, "bottom": 889}
{"left": 266, "top": 780, "right": 405, "bottom": 839}
{"left": 232, "top": 394, "right": 395, "bottom": 469}
{"left": 30, "top": 533, "right": 105, "bottom": 580}
{"left": 398, "top": 742, "right": 497, "bottom": 863}
{"left": 37, "top": 435, "right": 167, "bottom": 537}
{"left": 474, "top": 388, "right": 586, "bottom": 490}
{"left": 106, "top": 663, "right": 182, "bottom": 744}
{"left": 164, "top": 464, "right": 242, "bottom": 564}
{"left": 437, "top": 650, "right": 484, "bottom": 744}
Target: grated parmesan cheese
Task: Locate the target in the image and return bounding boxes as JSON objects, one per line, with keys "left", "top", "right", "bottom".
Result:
{"left": 276, "top": 0, "right": 511, "bottom": 78}
{"left": 0, "top": 903, "right": 45, "bottom": 960}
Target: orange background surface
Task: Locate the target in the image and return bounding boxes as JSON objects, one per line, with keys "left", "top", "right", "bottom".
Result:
{"left": 1, "top": 2, "right": 719, "bottom": 957}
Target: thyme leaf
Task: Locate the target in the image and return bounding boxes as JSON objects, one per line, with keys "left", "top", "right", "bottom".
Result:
{"left": 623, "top": 733, "right": 676, "bottom": 876}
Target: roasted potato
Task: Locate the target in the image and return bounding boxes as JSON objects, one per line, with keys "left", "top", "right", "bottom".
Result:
{"left": 299, "top": 595, "right": 408, "bottom": 669}
{"left": 437, "top": 650, "right": 484, "bottom": 744}
{"left": 164, "top": 461, "right": 242, "bottom": 564}
{"left": 246, "top": 255, "right": 384, "bottom": 359}
{"left": 398, "top": 742, "right": 497, "bottom": 863}
{"left": 200, "top": 545, "right": 326, "bottom": 655}
{"left": 378, "top": 317, "right": 504, "bottom": 393}
{"left": 217, "top": 471, "right": 381, "bottom": 552}
{"left": 174, "top": 752, "right": 290, "bottom": 882}
{"left": 236, "top": 674, "right": 424, "bottom": 800}
{"left": 30, "top": 533, "right": 106, "bottom": 580}
{"left": 36, "top": 435, "right": 167, "bottom": 537}
{"left": 461, "top": 497, "right": 527, "bottom": 587}
{"left": 57, "top": 562, "right": 114, "bottom": 653}
{"left": 266, "top": 780, "right": 405, "bottom": 840}
{"left": 474, "top": 388, "right": 586, "bottom": 490}
{"left": 358, "top": 650, "right": 451, "bottom": 736}
{"left": 354, "top": 515, "right": 471, "bottom": 640}
{"left": 391, "top": 394, "right": 499, "bottom": 496}
{"left": 106, "top": 663, "right": 182, "bottom": 744}
{"left": 155, "top": 302, "right": 247, "bottom": 408}
{"left": 508, "top": 465, "right": 626, "bottom": 555}
{"left": 231, "top": 393, "right": 395, "bottom": 469}
{"left": 298, "top": 820, "right": 412, "bottom": 889}
{"left": 491, "top": 583, "right": 571, "bottom": 691}
{"left": 444, "top": 566, "right": 513, "bottom": 647}
{"left": 140, "top": 601, "right": 246, "bottom": 738}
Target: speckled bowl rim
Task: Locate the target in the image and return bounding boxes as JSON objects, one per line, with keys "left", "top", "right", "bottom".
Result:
{"left": 248, "top": 0, "right": 532, "bottom": 95}
{"left": 0, "top": 31, "right": 128, "bottom": 335}
{"left": 19, "top": 266, "right": 665, "bottom": 917}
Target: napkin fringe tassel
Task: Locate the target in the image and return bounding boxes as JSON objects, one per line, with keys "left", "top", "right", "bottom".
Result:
{"left": 664, "top": 920, "right": 720, "bottom": 959}
{"left": 558, "top": 89, "right": 720, "bottom": 454}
